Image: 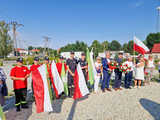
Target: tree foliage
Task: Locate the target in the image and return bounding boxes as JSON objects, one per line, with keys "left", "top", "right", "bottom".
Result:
{"left": 109, "top": 40, "right": 121, "bottom": 51}
{"left": 0, "top": 21, "right": 12, "bottom": 57}
{"left": 145, "top": 33, "right": 160, "bottom": 49}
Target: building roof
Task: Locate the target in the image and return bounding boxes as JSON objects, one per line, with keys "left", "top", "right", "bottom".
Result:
{"left": 151, "top": 43, "right": 160, "bottom": 53}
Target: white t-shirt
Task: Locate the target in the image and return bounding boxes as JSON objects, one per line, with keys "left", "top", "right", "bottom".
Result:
{"left": 147, "top": 60, "right": 155, "bottom": 68}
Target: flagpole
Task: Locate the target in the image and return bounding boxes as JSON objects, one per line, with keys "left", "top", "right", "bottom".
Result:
{"left": 133, "top": 36, "right": 136, "bottom": 64}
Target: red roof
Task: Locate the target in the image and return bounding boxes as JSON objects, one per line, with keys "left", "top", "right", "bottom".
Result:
{"left": 151, "top": 43, "right": 160, "bottom": 53}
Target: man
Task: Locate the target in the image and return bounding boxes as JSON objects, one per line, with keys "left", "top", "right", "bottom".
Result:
{"left": 66, "top": 51, "right": 78, "bottom": 97}
{"left": 101, "top": 51, "right": 112, "bottom": 92}
{"left": 123, "top": 56, "right": 133, "bottom": 89}
{"left": 30, "top": 57, "right": 40, "bottom": 99}
{"left": 114, "top": 52, "right": 123, "bottom": 91}
{"left": 79, "top": 53, "right": 88, "bottom": 83}
{"left": 10, "top": 58, "right": 30, "bottom": 112}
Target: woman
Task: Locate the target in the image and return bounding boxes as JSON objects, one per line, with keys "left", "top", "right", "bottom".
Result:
{"left": 134, "top": 57, "right": 145, "bottom": 88}
{"left": 158, "top": 61, "right": 160, "bottom": 80}
{"left": 145, "top": 55, "right": 155, "bottom": 85}
{"left": 0, "top": 68, "right": 8, "bottom": 106}
{"left": 94, "top": 57, "right": 102, "bottom": 93}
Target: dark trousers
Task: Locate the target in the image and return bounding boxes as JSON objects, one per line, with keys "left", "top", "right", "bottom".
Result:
{"left": 114, "top": 71, "right": 122, "bottom": 88}
{"left": 67, "top": 74, "right": 74, "bottom": 97}
{"left": 101, "top": 71, "right": 111, "bottom": 90}
{"left": 124, "top": 71, "right": 133, "bottom": 88}
{"left": 14, "top": 88, "right": 27, "bottom": 107}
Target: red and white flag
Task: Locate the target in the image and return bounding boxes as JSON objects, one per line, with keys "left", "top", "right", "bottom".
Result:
{"left": 50, "top": 60, "right": 64, "bottom": 98}
{"left": 73, "top": 64, "right": 89, "bottom": 100}
{"left": 133, "top": 36, "right": 149, "bottom": 54}
{"left": 32, "top": 64, "right": 53, "bottom": 113}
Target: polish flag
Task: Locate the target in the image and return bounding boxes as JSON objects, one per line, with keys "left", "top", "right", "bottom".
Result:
{"left": 50, "top": 60, "right": 64, "bottom": 98}
{"left": 133, "top": 36, "right": 149, "bottom": 54}
{"left": 73, "top": 64, "right": 89, "bottom": 100}
{"left": 32, "top": 64, "right": 53, "bottom": 113}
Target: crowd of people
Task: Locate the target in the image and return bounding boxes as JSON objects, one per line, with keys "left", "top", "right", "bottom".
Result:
{"left": 0, "top": 51, "right": 160, "bottom": 113}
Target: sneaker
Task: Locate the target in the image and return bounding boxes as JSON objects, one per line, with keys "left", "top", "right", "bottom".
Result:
{"left": 21, "top": 104, "right": 29, "bottom": 109}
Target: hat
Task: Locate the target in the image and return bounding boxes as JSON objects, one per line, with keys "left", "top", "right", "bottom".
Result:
{"left": 70, "top": 51, "right": 75, "bottom": 54}
{"left": 59, "top": 56, "right": 64, "bottom": 59}
{"left": 81, "top": 52, "right": 85, "bottom": 56}
{"left": 17, "top": 57, "right": 23, "bottom": 63}
{"left": 44, "top": 56, "right": 49, "bottom": 61}
{"left": 34, "top": 57, "right": 39, "bottom": 61}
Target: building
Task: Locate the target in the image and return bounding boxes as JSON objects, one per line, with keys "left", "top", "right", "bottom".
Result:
{"left": 98, "top": 51, "right": 130, "bottom": 59}
{"left": 151, "top": 43, "right": 160, "bottom": 59}
{"left": 60, "top": 52, "right": 83, "bottom": 59}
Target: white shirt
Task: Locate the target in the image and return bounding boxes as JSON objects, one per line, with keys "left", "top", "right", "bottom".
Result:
{"left": 147, "top": 60, "right": 155, "bottom": 68}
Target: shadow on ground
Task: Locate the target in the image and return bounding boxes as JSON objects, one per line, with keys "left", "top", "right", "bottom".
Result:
{"left": 67, "top": 95, "right": 89, "bottom": 120}
{"left": 140, "top": 98, "right": 160, "bottom": 120}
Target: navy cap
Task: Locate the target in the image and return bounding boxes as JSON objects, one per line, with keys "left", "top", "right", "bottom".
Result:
{"left": 44, "top": 56, "right": 49, "bottom": 61}
{"left": 59, "top": 56, "right": 64, "bottom": 59}
{"left": 70, "top": 51, "right": 75, "bottom": 54}
{"left": 81, "top": 52, "right": 85, "bottom": 56}
{"left": 34, "top": 57, "right": 39, "bottom": 61}
{"left": 17, "top": 57, "right": 23, "bottom": 63}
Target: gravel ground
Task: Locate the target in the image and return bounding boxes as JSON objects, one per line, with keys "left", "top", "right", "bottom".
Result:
{"left": 4, "top": 82, "right": 160, "bottom": 120}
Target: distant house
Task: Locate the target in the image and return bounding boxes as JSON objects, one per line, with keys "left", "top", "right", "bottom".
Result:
{"left": 61, "top": 52, "right": 83, "bottom": 59}
{"left": 151, "top": 43, "right": 160, "bottom": 59}
{"left": 98, "top": 51, "right": 129, "bottom": 59}
{"left": 16, "top": 48, "right": 28, "bottom": 56}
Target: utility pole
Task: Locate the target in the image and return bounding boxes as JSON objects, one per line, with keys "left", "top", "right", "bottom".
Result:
{"left": 43, "top": 36, "right": 51, "bottom": 56}
{"left": 10, "top": 21, "right": 24, "bottom": 56}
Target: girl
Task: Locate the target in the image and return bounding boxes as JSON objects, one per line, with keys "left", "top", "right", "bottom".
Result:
{"left": 94, "top": 57, "right": 102, "bottom": 93}
{"left": 134, "top": 57, "right": 145, "bottom": 88}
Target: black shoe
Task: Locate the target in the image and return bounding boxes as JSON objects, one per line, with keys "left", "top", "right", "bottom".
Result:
{"left": 102, "top": 89, "right": 105, "bottom": 93}
{"left": 21, "top": 104, "right": 29, "bottom": 109}
{"left": 16, "top": 106, "right": 21, "bottom": 112}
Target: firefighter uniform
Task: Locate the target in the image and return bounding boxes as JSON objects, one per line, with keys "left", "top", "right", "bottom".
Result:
{"left": 10, "top": 62, "right": 30, "bottom": 111}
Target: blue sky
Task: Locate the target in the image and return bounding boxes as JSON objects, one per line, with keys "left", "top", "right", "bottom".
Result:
{"left": 0, "top": 0, "right": 159, "bottom": 49}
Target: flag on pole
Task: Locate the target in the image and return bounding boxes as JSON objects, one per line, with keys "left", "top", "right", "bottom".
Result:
{"left": 61, "top": 61, "right": 68, "bottom": 96}
{"left": 32, "top": 64, "right": 53, "bottom": 113}
{"left": 86, "top": 48, "right": 94, "bottom": 86}
{"left": 73, "top": 64, "right": 89, "bottom": 100}
{"left": 0, "top": 105, "right": 5, "bottom": 120}
{"left": 50, "top": 61, "right": 64, "bottom": 98}
{"left": 133, "top": 36, "right": 150, "bottom": 54}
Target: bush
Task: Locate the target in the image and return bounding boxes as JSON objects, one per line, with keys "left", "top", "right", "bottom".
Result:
{"left": 0, "top": 60, "right": 3, "bottom": 66}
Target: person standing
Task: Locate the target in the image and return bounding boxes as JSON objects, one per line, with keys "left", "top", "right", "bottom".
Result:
{"left": 123, "top": 56, "right": 134, "bottom": 89}
{"left": 10, "top": 58, "right": 30, "bottom": 112}
{"left": 145, "top": 55, "right": 155, "bottom": 85}
{"left": 0, "top": 68, "right": 8, "bottom": 106}
{"left": 79, "top": 53, "right": 88, "bottom": 84}
{"left": 158, "top": 61, "right": 160, "bottom": 80}
{"left": 66, "top": 51, "right": 78, "bottom": 97}
{"left": 30, "top": 57, "right": 40, "bottom": 99}
{"left": 101, "top": 51, "right": 112, "bottom": 92}
{"left": 114, "top": 52, "right": 123, "bottom": 91}
{"left": 94, "top": 57, "right": 102, "bottom": 93}
{"left": 134, "top": 57, "right": 145, "bottom": 88}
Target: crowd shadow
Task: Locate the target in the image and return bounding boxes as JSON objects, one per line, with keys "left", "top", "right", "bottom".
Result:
{"left": 140, "top": 98, "right": 160, "bottom": 120}
{"left": 66, "top": 95, "right": 89, "bottom": 120}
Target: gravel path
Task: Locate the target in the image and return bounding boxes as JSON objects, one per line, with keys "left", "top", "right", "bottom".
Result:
{"left": 4, "top": 82, "right": 160, "bottom": 120}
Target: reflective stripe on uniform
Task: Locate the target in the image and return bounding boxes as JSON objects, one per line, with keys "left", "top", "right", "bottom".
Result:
{"left": 15, "top": 103, "right": 21, "bottom": 106}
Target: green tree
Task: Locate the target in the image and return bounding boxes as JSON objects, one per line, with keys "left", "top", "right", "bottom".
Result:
{"left": 90, "top": 40, "right": 104, "bottom": 57}
{"left": 145, "top": 33, "right": 160, "bottom": 49}
{"left": 109, "top": 40, "right": 121, "bottom": 51}
{"left": 102, "top": 40, "right": 109, "bottom": 51}
{"left": 0, "top": 21, "right": 12, "bottom": 57}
